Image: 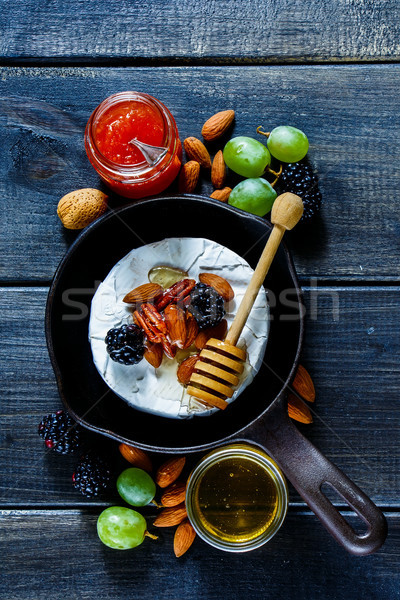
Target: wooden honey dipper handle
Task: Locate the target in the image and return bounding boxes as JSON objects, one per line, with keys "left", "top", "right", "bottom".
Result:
{"left": 225, "top": 193, "right": 304, "bottom": 346}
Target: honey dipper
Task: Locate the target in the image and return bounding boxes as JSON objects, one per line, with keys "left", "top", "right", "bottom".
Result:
{"left": 187, "top": 192, "right": 304, "bottom": 410}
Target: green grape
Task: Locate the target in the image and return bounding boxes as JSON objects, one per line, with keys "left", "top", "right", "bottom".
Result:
{"left": 97, "top": 506, "right": 147, "bottom": 550}
{"left": 267, "top": 126, "right": 309, "bottom": 163}
{"left": 117, "top": 467, "right": 156, "bottom": 507}
{"left": 228, "top": 178, "right": 277, "bottom": 217}
{"left": 223, "top": 136, "right": 271, "bottom": 178}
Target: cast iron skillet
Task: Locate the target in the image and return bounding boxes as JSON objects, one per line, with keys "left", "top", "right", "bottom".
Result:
{"left": 46, "top": 195, "right": 387, "bottom": 555}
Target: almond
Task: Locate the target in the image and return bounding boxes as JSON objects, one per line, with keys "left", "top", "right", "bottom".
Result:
{"left": 144, "top": 341, "right": 163, "bottom": 368}
{"left": 178, "top": 160, "right": 200, "bottom": 193}
{"left": 183, "top": 137, "right": 211, "bottom": 169}
{"left": 292, "top": 364, "right": 316, "bottom": 402}
{"left": 153, "top": 503, "right": 187, "bottom": 527}
{"left": 199, "top": 273, "right": 234, "bottom": 302}
{"left": 201, "top": 110, "right": 235, "bottom": 142}
{"left": 57, "top": 188, "right": 108, "bottom": 230}
{"left": 183, "top": 313, "right": 199, "bottom": 349}
{"left": 194, "top": 319, "right": 227, "bottom": 351}
{"left": 123, "top": 283, "right": 163, "bottom": 304}
{"left": 177, "top": 354, "right": 200, "bottom": 385}
{"left": 287, "top": 392, "right": 313, "bottom": 424}
{"left": 174, "top": 519, "right": 196, "bottom": 557}
{"left": 160, "top": 480, "right": 187, "bottom": 507}
{"left": 155, "top": 456, "right": 186, "bottom": 488}
{"left": 164, "top": 304, "right": 187, "bottom": 349}
{"left": 210, "top": 187, "right": 232, "bottom": 202}
{"left": 119, "top": 443, "right": 153, "bottom": 472}
{"left": 211, "top": 150, "right": 226, "bottom": 189}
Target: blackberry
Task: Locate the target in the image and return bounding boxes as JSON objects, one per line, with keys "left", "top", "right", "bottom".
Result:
{"left": 72, "top": 452, "right": 112, "bottom": 498}
{"left": 105, "top": 324, "right": 145, "bottom": 365}
{"left": 279, "top": 161, "right": 322, "bottom": 220}
{"left": 38, "top": 410, "right": 83, "bottom": 455}
{"left": 188, "top": 283, "right": 225, "bottom": 329}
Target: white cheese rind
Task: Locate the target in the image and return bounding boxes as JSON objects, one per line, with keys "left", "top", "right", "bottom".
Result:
{"left": 89, "top": 237, "right": 269, "bottom": 419}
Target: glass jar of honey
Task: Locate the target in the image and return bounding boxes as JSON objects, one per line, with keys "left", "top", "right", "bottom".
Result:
{"left": 186, "top": 444, "right": 288, "bottom": 552}
{"left": 85, "top": 91, "right": 182, "bottom": 199}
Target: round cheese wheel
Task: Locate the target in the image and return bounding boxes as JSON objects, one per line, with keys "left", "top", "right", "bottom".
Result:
{"left": 89, "top": 237, "right": 269, "bottom": 419}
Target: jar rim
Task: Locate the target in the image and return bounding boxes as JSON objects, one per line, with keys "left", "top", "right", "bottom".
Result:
{"left": 185, "top": 443, "right": 289, "bottom": 553}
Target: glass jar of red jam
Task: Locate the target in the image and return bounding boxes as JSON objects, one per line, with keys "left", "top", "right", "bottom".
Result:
{"left": 85, "top": 92, "right": 182, "bottom": 199}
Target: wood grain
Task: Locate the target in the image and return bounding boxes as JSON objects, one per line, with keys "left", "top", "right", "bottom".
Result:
{"left": 0, "top": 0, "right": 399, "bottom": 63}
{"left": 0, "top": 1, "right": 398, "bottom": 594}
{"left": 0, "top": 287, "right": 399, "bottom": 506}
{"left": 1, "top": 65, "right": 400, "bottom": 282}
{"left": 0, "top": 509, "right": 398, "bottom": 600}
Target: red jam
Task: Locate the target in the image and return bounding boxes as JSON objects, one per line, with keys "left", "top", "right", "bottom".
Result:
{"left": 85, "top": 92, "right": 182, "bottom": 199}
{"left": 95, "top": 101, "right": 165, "bottom": 165}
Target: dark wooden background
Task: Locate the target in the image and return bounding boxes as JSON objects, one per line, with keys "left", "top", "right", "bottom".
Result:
{"left": 0, "top": 1, "right": 399, "bottom": 598}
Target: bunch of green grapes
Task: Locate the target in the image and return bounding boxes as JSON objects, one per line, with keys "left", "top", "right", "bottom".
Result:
{"left": 223, "top": 126, "right": 308, "bottom": 217}
{"left": 97, "top": 467, "right": 157, "bottom": 550}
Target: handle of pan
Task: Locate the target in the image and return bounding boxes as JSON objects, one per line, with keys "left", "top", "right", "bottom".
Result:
{"left": 252, "top": 403, "right": 387, "bottom": 555}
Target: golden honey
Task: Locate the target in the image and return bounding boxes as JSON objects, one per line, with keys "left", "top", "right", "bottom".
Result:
{"left": 186, "top": 444, "right": 288, "bottom": 552}
{"left": 148, "top": 265, "right": 188, "bottom": 289}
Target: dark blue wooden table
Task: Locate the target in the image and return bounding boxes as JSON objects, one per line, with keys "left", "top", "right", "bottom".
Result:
{"left": 0, "top": 2, "right": 399, "bottom": 598}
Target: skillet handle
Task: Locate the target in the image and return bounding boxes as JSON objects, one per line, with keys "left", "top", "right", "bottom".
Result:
{"left": 256, "top": 406, "right": 387, "bottom": 555}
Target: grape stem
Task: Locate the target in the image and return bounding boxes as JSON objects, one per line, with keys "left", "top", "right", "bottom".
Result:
{"left": 266, "top": 164, "right": 283, "bottom": 188}
{"left": 145, "top": 531, "right": 159, "bottom": 540}
{"left": 257, "top": 126, "right": 282, "bottom": 186}
{"left": 150, "top": 499, "right": 163, "bottom": 509}
{"left": 257, "top": 125, "right": 270, "bottom": 139}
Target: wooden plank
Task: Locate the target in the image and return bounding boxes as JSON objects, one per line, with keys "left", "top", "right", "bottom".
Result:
{"left": 300, "top": 285, "right": 400, "bottom": 503}
{"left": 0, "top": 509, "right": 398, "bottom": 600}
{"left": 1, "top": 0, "right": 399, "bottom": 62}
{"left": 1, "top": 65, "right": 400, "bottom": 282}
{"left": 0, "top": 286, "right": 399, "bottom": 506}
